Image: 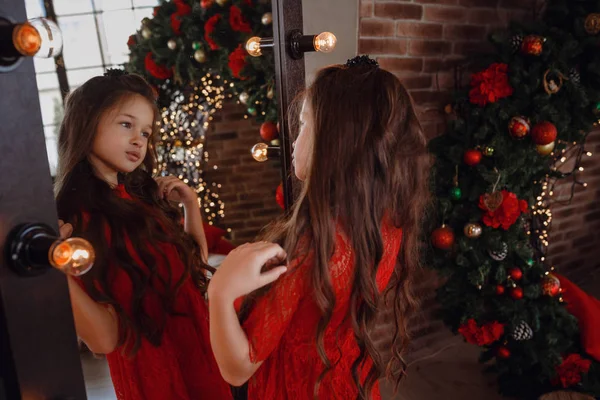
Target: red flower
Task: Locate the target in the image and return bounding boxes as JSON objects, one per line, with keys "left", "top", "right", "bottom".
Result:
{"left": 469, "top": 63, "right": 513, "bottom": 106}
{"left": 229, "top": 5, "right": 252, "bottom": 33}
{"left": 478, "top": 190, "right": 528, "bottom": 230}
{"left": 228, "top": 44, "right": 247, "bottom": 79}
{"left": 153, "top": 6, "right": 160, "bottom": 16}
{"left": 127, "top": 34, "right": 136, "bottom": 47}
{"left": 458, "top": 319, "right": 505, "bottom": 346}
{"left": 201, "top": 0, "right": 214, "bottom": 8}
{"left": 552, "top": 354, "right": 592, "bottom": 388}
{"left": 144, "top": 52, "right": 173, "bottom": 80}
{"left": 204, "top": 15, "right": 221, "bottom": 50}
{"left": 171, "top": 14, "right": 183, "bottom": 35}
{"left": 173, "top": 0, "right": 192, "bottom": 16}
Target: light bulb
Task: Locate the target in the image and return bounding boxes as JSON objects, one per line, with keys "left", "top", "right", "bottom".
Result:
{"left": 13, "top": 18, "right": 63, "bottom": 58}
{"left": 246, "top": 36, "right": 262, "bottom": 57}
{"left": 314, "top": 32, "right": 337, "bottom": 53}
{"left": 49, "top": 237, "right": 95, "bottom": 276}
{"left": 251, "top": 142, "right": 269, "bottom": 162}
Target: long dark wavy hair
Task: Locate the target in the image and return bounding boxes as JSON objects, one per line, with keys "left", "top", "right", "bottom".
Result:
{"left": 241, "top": 64, "right": 430, "bottom": 398}
{"left": 55, "top": 73, "right": 211, "bottom": 356}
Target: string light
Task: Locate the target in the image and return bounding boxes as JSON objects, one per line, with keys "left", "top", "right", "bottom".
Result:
{"left": 155, "top": 73, "right": 226, "bottom": 224}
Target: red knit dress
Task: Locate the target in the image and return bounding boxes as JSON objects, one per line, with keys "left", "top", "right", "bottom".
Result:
{"left": 236, "top": 222, "right": 403, "bottom": 399}
{"left": 83, "top": 184, "right": 232, "bottom": 400}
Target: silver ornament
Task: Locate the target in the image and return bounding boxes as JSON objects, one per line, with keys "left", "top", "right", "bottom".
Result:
{"left": 167, "top": 39, "right": 177, "bottom": 50}
{"left": 239, "top": 92, "right": 249, "bottom": 104}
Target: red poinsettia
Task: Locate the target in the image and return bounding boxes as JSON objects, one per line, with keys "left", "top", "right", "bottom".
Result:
{"left": 144, "top": 52, "right": 173, "bottom": 80}
{"left": 170, "top": 14, "right": 183, "bottom": 35}
{"left": 201, "top": 0, "right": 214, "bottom": 8}
{"left": 228, "top": 44, "right": 247, "bottom": 79}
{"left": 153, "top": 6, "right": 160, "bottom": 16}
{"left": 478, "top": 190, "right": 528, "bottom": 230}
{"left": 127, "top": 34, "right": 136, "bottom": 47}
{"left": 204, "top": 15, "right": 221, "bottom": 50}
{"left": 174, "top": 0, "right": 192, "bottom": 16}
{"left": 469, "top": 63, "right": 513, "bottom": 106}
{"left": 229, "top": 5, "right": 252, "bottom": 33}
{"left": 552, "top": 354, "right": 592, "bottom": 388}
{"left": 458, "top": 319, "right": 505, "bottom": 346}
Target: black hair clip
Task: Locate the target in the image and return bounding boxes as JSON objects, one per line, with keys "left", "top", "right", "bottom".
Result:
{"left": 104, "top": 68, "right": 129, "bottom": 77}
{"left": 345, "top": 55, "right": 379, "bottom": 68}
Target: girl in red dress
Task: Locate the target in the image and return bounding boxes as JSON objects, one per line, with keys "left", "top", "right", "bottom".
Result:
{"left": 209, "top": 57, "right": 431, "bottom": 399}
{"left": 55, "top": 71, "right": 232, "bottom": 400}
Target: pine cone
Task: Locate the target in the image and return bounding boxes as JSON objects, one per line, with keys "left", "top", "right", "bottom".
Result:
{"left": 568, "top": 68, "right": 581, "bottom": 86}
{"left": 511, "top": 34, "right": 523, "bottom": 52}
{"left": 512, "top": 320, "right": 533, "bottom": 341}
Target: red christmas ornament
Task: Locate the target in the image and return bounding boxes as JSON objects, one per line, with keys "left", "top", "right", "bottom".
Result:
{"left": 260, "top": 121, "right": 279, "bottom": 141}
{"left": 542, "top": 273, "right": 561, "bottom": 297}
{"left": 508, "top": 267, "right": 523, "bottom": 281}
{"left": 496, "top": 285, "right": 506, "bottom": 295}
{"left": 431, "top": 226, "right": 455, "bottom": 250}
{"left": 532, "top": 121, "right": 558, "bottom": 145}
{"left": 520, "top": 35, "right": 544, "bottom": 56}
{"left": 510, "top": 287, "right": 524, "bottom": 300}
{"left": 508, "top": 116, "right": 530, "bottom": 139}
{"left": 497, "top": 346, "right": 511, "bottom": 359}
{"left": 464, "top": 149, "right": 483, "bottom": 166}
{"left": 201, "top": 0, "right": 214, "bottom": 8}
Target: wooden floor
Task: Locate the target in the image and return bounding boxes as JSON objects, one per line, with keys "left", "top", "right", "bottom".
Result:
{"left": 80, "top": 276, "right": 600, "bottom": 400}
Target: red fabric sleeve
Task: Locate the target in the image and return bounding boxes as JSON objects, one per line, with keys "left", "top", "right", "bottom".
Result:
{"left": 556, "top": 273, "right": 600, "bottom": 362}
{"left": 240, "top": 256, "right": 311, "bottom": 363}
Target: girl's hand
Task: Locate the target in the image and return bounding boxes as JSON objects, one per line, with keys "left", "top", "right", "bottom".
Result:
{"left": 208, "top": 242, "right": 288, "bottom": 302}
{"left": 58, "top": 219, "right": 73, "bottom": 239}
{"left": 155, "top": 176, "right": 198, "bottom": 206}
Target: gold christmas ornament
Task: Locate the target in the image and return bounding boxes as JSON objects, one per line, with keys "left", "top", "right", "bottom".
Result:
{"left": 261, "top": 12, "right": 273, "bottom": 25}
{"left": 464, "top": 223, "right": 483, "bottom": 239}
{"left": 194, "top": 49, "right": 207, "bottom": 63}
{"left": 216, "top": 0, "right": 228, "bottom": 6}
{"left": 585, "top": 13, "right": 600, "bottom": 35}
{"left": 483, "top": 146, "right": 495, "bottom": 157}
{"left": 543, "top": 69, "right": 565, "bottom": 95}
{"left": 141, "top": 27, "right": 152, "bottom": 40}
{"left": 536, "top": 141, "right": 555, "bottom": 156}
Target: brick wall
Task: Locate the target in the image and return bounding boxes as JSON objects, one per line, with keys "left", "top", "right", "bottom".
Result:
{"left": 358, "top": 0, "right": 600, "bottom": 370}
{"left": 203, "top": 101, "right": 282, "bottom": 245}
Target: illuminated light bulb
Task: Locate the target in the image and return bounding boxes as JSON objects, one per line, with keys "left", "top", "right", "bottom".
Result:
{"left": 560, "top": 157, "right": 567, "bottom": 162}
{"left": 246, "top": 36, "right": 262, "bottom": 57}
{"left": 583, "top": 182, "right": 588, "bottom": 187}
{"left": 587, "top": 152, "right": 592, "bottom": 156}
{"left": 12, "top": 18, "right": 63, "bottom": 58}
{"left": 579, "top": 167, "right": 584, "bottom": 171}
{"left": 50, "top": 237, "right": 95, "bottom": 276}
{"left": 314, "top": 32, "right": 337, "bottom": 53}
{"left": 251, "top": 143, "right": 269, "bottom": 162}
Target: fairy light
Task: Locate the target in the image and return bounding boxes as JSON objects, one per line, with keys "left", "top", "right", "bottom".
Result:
{"left": 155, "top": 73, "right": 226, "bottom": 223}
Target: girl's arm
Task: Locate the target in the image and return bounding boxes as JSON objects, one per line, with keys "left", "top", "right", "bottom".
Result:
{"left": 208, "top": 242, "right": 288, "bottom": 386}
{"left": 182, "top": 198, "right": 208, "bottom": 261}
{"left": 155, "top": 176, "right": 208, "bottom": 260}
{"left": 59, "top": 221, "right": 119, "bottom": 354}
{"left": 66, "top": 276, "right": 119, "bottom": 354}
{"left": 208, "top": 290, "right": 261, "bottom": 386}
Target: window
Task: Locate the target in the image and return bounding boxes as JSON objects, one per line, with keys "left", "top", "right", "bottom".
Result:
{"left": 25, "top": 0, "right": 159, "bottom": 175}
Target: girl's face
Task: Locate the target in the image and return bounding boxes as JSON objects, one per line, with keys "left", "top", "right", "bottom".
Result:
{"left": 88, "top": 94, "right": 154, "bottom": 185}
{"left": 292, "top": 98, "right": 313, "bottom": 181}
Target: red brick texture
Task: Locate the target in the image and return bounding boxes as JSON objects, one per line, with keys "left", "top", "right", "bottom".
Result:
{"left": 204, "top": 102, "right": 282, "bottom": 245}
